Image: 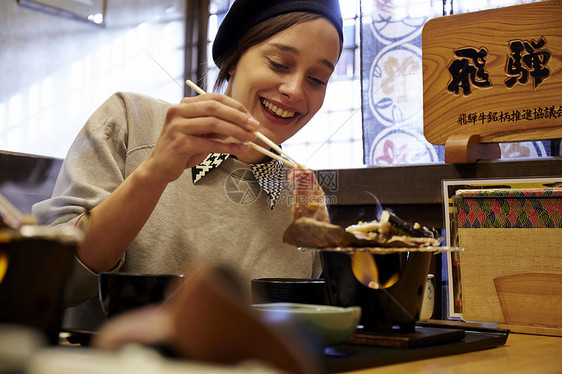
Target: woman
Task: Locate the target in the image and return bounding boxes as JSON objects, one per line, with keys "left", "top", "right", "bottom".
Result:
{"left": 33, "top": 0, "right": 343, "bottom": 331}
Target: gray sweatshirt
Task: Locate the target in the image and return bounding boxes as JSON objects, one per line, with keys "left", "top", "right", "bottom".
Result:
{"left": 32, "top": 92, "right": 320, "bottom": 331}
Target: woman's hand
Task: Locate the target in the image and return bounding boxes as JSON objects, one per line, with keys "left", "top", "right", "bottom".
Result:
{"left": 143, "top": 93, "right": 260, "bottom": 184}
{"left": 74, "top": 93, "right": 259, "bottom": 273}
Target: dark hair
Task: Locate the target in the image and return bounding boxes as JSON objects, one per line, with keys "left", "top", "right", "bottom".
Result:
{"left": 213, "top": 12, "right": 343, "bottom": 92}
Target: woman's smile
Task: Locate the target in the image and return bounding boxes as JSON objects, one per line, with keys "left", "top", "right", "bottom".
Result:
{"left": 260, "top": 97, "right": 298, "bottom": 122}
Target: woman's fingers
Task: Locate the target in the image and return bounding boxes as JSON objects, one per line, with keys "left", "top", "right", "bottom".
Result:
{"left": 146, "top": 132, "right": 251, "bottom": 184}
{"left": 178, "top": 93, "right": 255, "bottom": 118}
{"left": 164, "top": 94, "right": 261, "bottom": 146}
{"left": 146, "top": 93, "right": 260, "bottom": 183}
{"left": 177, "top": 94, "right": 259, "bottom": 132}
{"left": 179, "top": 92, "right": 251, "bottom": 118}
{"left": 185, "top": 136, "right": 251, "bottom": 156}
{"left": 169, "top": 115, "right": 257, "bottom": 144}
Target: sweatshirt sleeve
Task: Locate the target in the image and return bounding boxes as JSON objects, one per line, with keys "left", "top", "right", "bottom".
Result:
{"left": 32, "top": 93, "right": 131, "bottom": 305}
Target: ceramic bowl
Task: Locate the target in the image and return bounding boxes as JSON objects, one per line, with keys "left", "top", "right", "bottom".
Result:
{"left": 252, "top": 302, "right": 361, "bottom": 345}
{"left": 98, "top": 272, "right": 184, "bottom": 318}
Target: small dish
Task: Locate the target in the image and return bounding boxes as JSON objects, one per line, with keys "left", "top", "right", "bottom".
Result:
{"left": 252, "top": 303, "right": 361, "bottom": 345}
{"left": 99, "top": 272, "right": 184, "bottom": 318}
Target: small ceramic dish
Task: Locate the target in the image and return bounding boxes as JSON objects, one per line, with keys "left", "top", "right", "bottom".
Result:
{"left": 251, "top": 303, "right": 361, "bottom": 345}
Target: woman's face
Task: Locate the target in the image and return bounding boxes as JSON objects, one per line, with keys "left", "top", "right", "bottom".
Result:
{"left": 227, "top": 17, "right": 341, "bottom": 147}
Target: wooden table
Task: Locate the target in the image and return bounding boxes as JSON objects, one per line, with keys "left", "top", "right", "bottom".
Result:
{"left": 342, "top": 332, "right": 562, "bottom": 373}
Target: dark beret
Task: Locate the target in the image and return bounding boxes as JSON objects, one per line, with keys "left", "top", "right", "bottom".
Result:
{"left": 212, "top": 0, "right": 343, "bottom": 66}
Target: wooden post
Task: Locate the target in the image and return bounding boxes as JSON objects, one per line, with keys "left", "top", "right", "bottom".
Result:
{"left": 444, "top": 134, "right": 501, "bottom": 163}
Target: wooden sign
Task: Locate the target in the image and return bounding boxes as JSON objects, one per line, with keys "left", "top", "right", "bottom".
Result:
{"left": 422, "top": 0, "right": 562, "bottom": 146}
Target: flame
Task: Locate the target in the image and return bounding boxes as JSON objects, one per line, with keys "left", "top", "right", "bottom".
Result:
{"left": 0, "top": 252, "right": 8, "bottom": 285}
{"left": 351, "top": 252, "right": 400, "bottom": 289}
{"left": 351, "top": 252, "right": 379, "bottom": 288}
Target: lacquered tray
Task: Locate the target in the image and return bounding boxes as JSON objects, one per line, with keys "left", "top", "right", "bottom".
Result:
{"left": 323, "top": 322, "right": 509, "bottom": 373}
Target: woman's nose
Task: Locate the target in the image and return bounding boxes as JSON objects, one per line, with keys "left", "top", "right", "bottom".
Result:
{"left": 280, "top": 75, "right": 305, "bottom": 101}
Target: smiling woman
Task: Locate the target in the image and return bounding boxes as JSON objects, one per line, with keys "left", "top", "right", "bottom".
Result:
{"left": 32, "top": 0, "right": 345, "bottom": 336}
{"left": 17, "top": 0, "right": 106, "bottom": 25}
{"left": 223, "top": 16, "right": 341, "bottom": 154}
{"left": 207, "top": 0, "right": 362, "bottom": 170}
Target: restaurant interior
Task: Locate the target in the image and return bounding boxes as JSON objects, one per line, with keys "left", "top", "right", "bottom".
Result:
{"left": 1, "top": 0, "right": 561, "bottom": 373}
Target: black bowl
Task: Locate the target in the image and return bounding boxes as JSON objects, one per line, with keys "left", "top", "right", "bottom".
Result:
{"left": 0, "top": 226, "right": 80, "bottom": 344}
{"left": 99, "top": 272, "right": 184, "bottom": 318}
{"left": 321, "top": 251, "right": 432, "bottom": 332}
{"left": 251, "top": 278, "right": 329, "bottom": 305}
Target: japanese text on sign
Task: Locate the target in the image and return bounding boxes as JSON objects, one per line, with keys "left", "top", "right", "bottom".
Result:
{"left": 457, "top": 105, "right": 562, "bottom": 126}
{"left": 448, "top": 37, "right": 552, "bottom": 96}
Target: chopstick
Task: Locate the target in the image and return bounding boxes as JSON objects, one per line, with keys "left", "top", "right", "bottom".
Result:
{"left": 185, "top": 80, "right": 303, "bottom": 169}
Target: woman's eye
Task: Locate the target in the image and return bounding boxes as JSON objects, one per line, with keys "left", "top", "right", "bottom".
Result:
{"left": 268, "top": 59, "right": 288, "bottom": 71}
{"left": 308, "top": 77, "right": 328, "bottom": 86}
{"left": 309, "top": 77, "right": 327, "bottom": 86}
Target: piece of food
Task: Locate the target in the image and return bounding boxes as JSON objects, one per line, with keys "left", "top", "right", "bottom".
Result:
{"left": 283, "top": 217, "right": 358, "bottom": 248}
{"left": 290, "top": 169, "right": 330, "bottom": 224}
{"left": 283, "top": 210, "right": 441, "bottom": 249}
{"left": 283, "top": 167, "right": 440, "bottom": 250}
{"left": 348, "top": 210, "right": 438, "bottom": 239}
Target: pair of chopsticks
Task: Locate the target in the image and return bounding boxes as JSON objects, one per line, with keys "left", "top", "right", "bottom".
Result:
{"left": 185, "top": 80, "right": 303, "bottom": 169}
